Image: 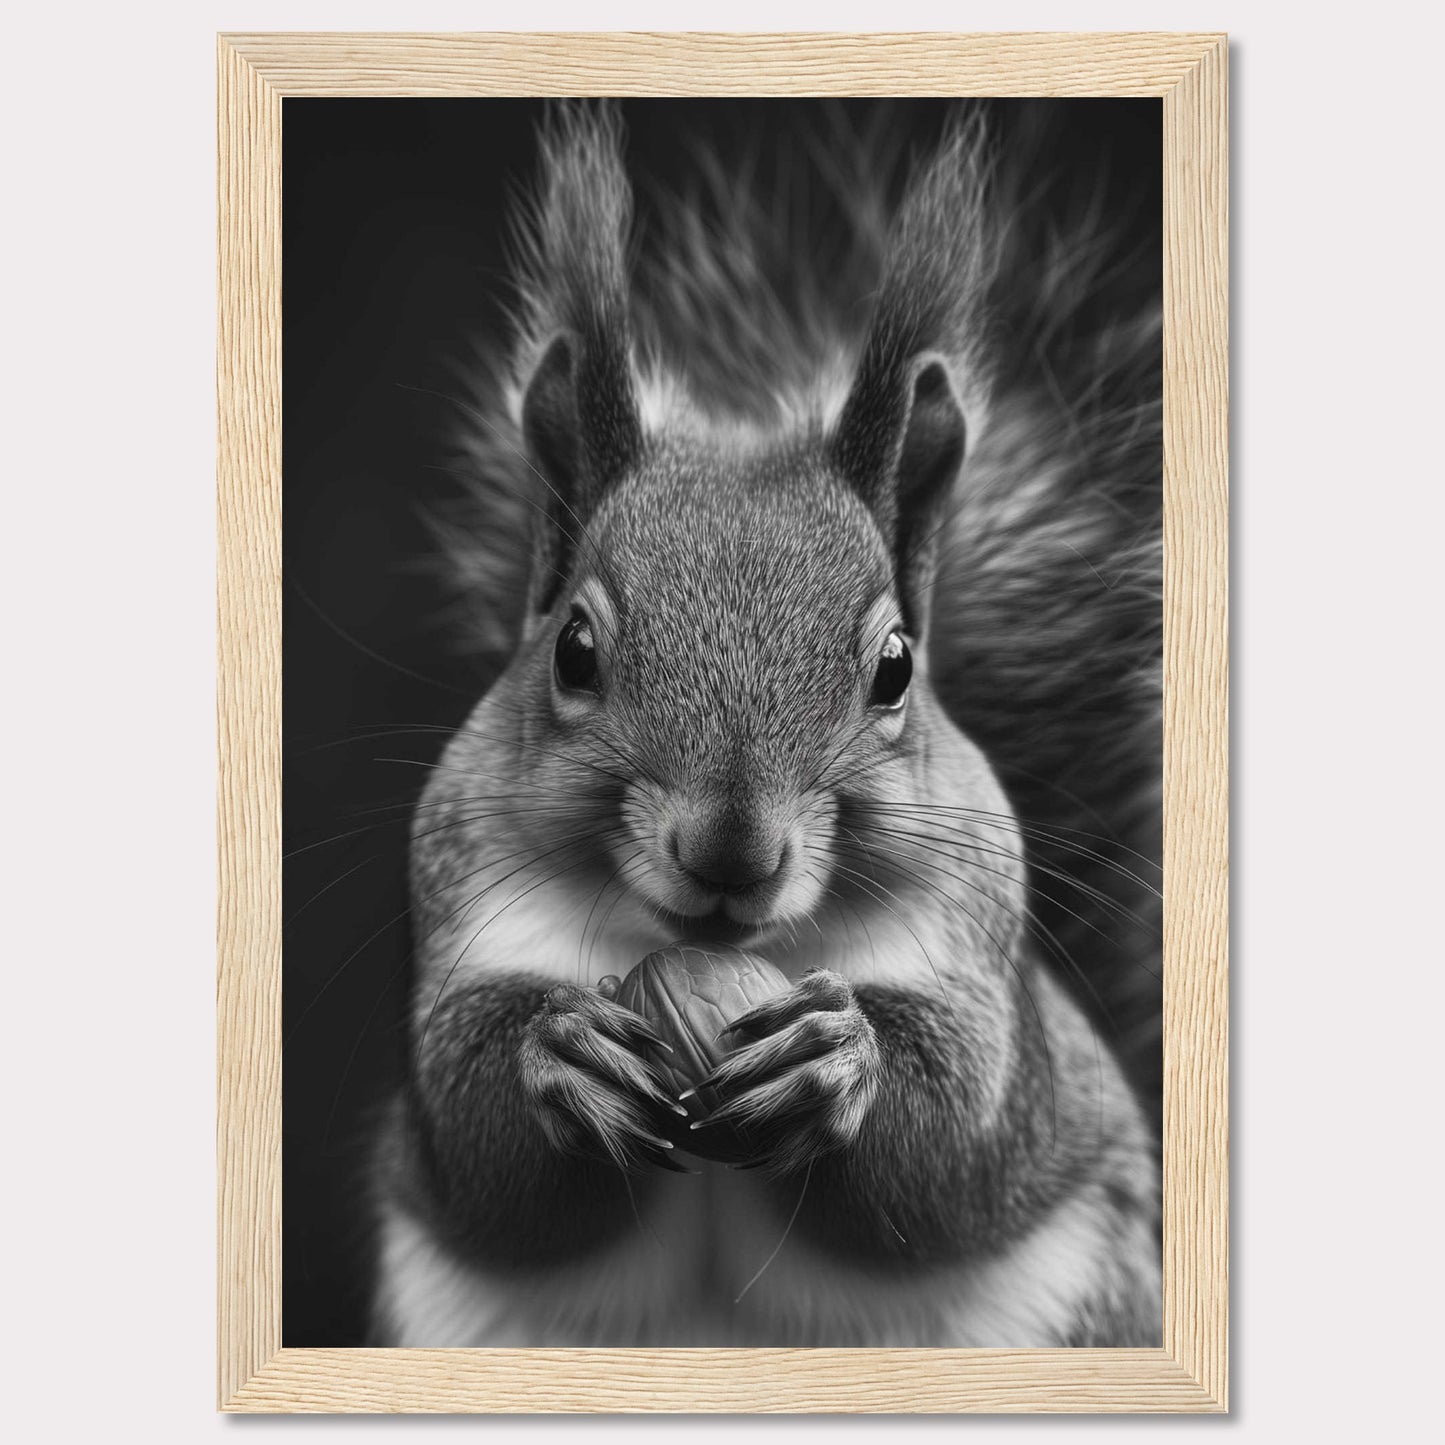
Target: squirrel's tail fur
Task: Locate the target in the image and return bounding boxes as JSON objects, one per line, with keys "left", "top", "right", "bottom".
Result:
{"left": 432, "top": 101, "right": 1162, "bottom": 1102}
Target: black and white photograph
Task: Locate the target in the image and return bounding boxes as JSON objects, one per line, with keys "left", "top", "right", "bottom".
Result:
{"left": 283, "top": 95, "right": 1164, "bottom": 1350}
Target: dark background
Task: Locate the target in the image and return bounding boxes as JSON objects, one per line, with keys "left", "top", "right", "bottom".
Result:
{"left": 282, "top": 97, "right": 1161, "bottom": 1346}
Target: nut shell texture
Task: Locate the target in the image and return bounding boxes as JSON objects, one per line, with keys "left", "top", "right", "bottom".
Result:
{"left": 615, "top": 944, "right": 790, "bottom": 1162}
{"left": 615, "top": 944, "right": 790, "bottom": 1096}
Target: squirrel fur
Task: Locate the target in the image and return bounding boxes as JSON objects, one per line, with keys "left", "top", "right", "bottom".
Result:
{"left": 372, "top": 102, "right": 1163, "bottom": 1347}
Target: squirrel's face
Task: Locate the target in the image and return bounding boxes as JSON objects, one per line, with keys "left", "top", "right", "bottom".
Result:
{"left": 524, "top": 445, "right": 925, "bottom": 937}
{"left": 505, "top": 191, "right": 994, "bottom": 942}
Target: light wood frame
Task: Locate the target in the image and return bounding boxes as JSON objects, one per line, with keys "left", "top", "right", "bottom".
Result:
{"left": 218, "top": 30, "right": 1228, "bottom": 1414}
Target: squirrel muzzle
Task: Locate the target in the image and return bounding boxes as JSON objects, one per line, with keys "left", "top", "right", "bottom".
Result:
{"left": 647, "top": 790, "right": 824, "bottom": 928}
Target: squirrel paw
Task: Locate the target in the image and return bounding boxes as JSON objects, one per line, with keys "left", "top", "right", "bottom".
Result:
{"left": 690, "top": 969, "right": 880, "bottom": 1175}
{"left": 518, "top": 983, "right": 691, "bottom": 1172}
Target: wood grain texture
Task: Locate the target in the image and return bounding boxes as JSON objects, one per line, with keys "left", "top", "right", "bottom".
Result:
{"left": 216, "top": 30, "right": 1229, "bottom": 1414}
{"left": 223, "top": 30, "right": 1223, "bottom": 97}
{"left": 227, "top": 1348, "right": 1212, "bottom": 1414}
{"left": 216, "top": 33, "right": 282, "bottom": 1410}
{"left": 1161, "top": 34, "right": 1230, "bottom": 1413}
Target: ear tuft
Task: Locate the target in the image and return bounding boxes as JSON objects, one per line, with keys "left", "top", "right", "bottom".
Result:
{"left": 514, "top": 105, "right": 643, "bottom": 613}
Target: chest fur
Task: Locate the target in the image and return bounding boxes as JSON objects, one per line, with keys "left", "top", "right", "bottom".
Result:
{"left": 375, "top": 1161, "right": 1121, "bottom": 1347}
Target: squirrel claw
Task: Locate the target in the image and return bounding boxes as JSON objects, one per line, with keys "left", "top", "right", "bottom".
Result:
{"left": 629, "top": 1020, "right": 675, "bottom": 1053}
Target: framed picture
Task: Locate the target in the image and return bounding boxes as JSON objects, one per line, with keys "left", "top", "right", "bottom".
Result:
{"left": 218, "top": 31, "right": 1227, "bottom": 1413}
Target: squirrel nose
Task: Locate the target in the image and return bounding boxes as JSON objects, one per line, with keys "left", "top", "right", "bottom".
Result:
{"left": 672, "top": 828, "right": 785, "bottom": 895}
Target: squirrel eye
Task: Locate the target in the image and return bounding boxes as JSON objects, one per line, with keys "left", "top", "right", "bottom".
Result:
{"left": 869, "top": 631, "right": 912, "bottom": 710}
{"left": 554, "top": 610, "right": 600, "bottom": 693}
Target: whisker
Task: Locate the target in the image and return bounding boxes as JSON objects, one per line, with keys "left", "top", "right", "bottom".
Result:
{"left": 825, "top": 833, "right": 960, "bottom": 1026}
{"left": 577, "top": 847, "right": 649, "bottom": 983}
{"left": 734, "top": 1160, "right": 813, "bottom": 1305}
{"left": 860, "top": 805, "right": 1162, "bottom": 930}
{"left": 415, "top": 840, "right": 624, "bottom": 1062}
{"left": 831, "top": 827, "right": 1134, "bottom": 1031}
{"left": 825, "top": 841, "right": 1057, "bottom": 1148}
{"left": 285, "top": 792, "right": 605, "bottom": 861}
{"left": 287, "top": 828, "right": 614, "bottom": 1048}
{"left": 285, "top": 855, "right": 377, "bottom": 925}
{"left": 288, "top": 576, "right": 474, "bottom": 697}
{"left": 878, "top": 799, "right": 1162, "bottom": 882}
{"left": 854, "top": 816, "right": 1160, "bottom": 970}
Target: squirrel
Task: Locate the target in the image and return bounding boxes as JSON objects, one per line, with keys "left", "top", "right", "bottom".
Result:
{"left": 370, "top": 102, "right": 1163, "bottom": 1347}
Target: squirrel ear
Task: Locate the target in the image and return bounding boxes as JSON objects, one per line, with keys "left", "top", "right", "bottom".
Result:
{"left": 521, "top": 334, "right": 584, "bottom": 615}
{"left": 521, "top": 330, "right": 641, "bottom": 612}
{"left": 522, "top": 333, "right": 582, "bottom": 499}
{"left": 832, "top": 352, "right": 966, "bottom": 636}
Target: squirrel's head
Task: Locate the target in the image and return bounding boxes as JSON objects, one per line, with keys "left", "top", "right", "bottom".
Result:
{"left": 507, "top": 324, "right": 972, "bottom": 936}
{"left": 476, "top": 105, "right": 1012, "bottom": 943}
